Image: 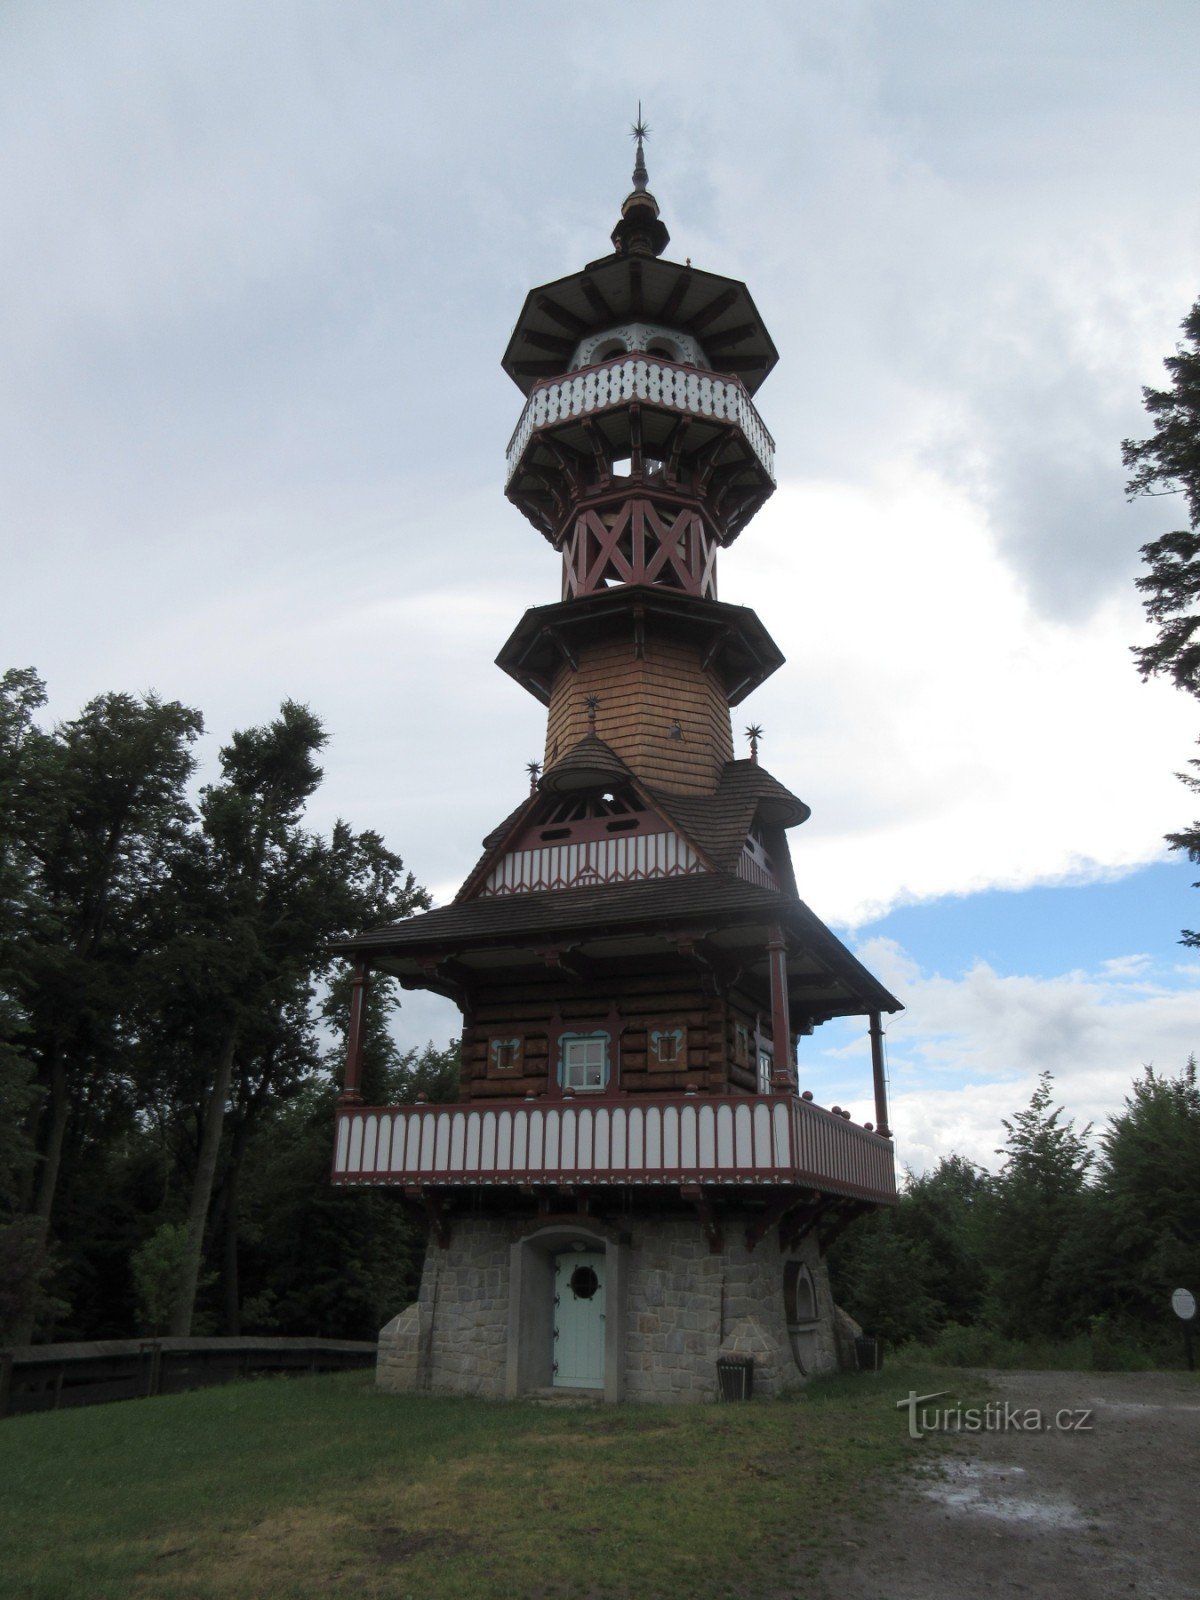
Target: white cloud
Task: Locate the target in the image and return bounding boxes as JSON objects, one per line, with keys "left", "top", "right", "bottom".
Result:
{"left": 799, "top": 935, "right": 1199, "bottom": 1175}
{"left": 724, "top": 472, "right": 1196, "bottom": 927}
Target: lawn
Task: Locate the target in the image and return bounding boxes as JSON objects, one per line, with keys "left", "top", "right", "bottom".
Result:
{"left": 0, "top": 1363, "right": 980, "bottom": 1600}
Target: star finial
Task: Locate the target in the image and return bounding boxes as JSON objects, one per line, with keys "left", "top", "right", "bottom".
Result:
{"left": 526, "top": 760, "right": 541, "bottom": 792}
{"left": 584, "top": 693, "right": 600, "bottom": 729}
{"left": 630, "top": 103, "right": 649, "bottom": 192}
{"left": 745, "top": 724, "right": 763, "bottom": 763}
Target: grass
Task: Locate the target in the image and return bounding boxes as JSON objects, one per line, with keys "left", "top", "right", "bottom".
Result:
{"left": 898, "top": 1321, "right": 1186, "bottom": 1372}
{"left": 0, "top": 1363, "right": 985, "bottom": 1600}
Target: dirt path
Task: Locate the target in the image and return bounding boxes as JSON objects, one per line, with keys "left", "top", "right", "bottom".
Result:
{"left": 812, "top": 1369, "right": 1200, "bottom": 1600}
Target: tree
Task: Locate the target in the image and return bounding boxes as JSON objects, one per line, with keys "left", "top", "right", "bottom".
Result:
{"left": 1123, "top": 296, "right": 1200, "bottom": 695}
{"left": 0, "top": 675, "right": 203, "bottom": 1339}
{"left": 151, "top": 701, "right": 429, "bottom": 1336}
{"left": 1124, "top": 298, "right": 1200, "bottom": 943}
{"left": 1095, "top": 1059, "right": 1200, "bottom": 1328}
{"left": 983, "top": 1071, "right": 1094, "bottom": 1338}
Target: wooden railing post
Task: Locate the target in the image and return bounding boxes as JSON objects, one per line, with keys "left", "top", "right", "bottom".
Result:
{"left": 340, "top": 959, "right": 370, "bottom": 1104}
{"left": 766, "top": 926, "right": 794, "bottom": 1090}
{"left": 868, "top": 1011, "right": 890, "bottom": 1138}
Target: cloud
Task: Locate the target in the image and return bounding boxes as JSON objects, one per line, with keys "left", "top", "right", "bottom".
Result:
{"left": 799, "top": 935, "right": 1200, "bottom": 1174}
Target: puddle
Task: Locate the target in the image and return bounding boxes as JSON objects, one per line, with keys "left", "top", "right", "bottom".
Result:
{"left": 921, "top": 1459, "right": 1088, "bottom": 1531}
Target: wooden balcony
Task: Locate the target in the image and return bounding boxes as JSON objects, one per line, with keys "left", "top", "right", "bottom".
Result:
{"left": 505, "top": 355, "right": 776, "bottom": 486}
{"left": 332, "top": 1091, "right": 896, "bottom": 1206}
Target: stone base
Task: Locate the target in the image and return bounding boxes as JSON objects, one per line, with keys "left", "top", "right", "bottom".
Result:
{"left": 377, "top": 1208, "right": 840, "bottom": 1403}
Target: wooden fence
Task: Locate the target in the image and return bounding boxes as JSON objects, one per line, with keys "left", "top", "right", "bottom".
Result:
{"left": 0, "top": 1336, "right": 377, "bottom": 1419}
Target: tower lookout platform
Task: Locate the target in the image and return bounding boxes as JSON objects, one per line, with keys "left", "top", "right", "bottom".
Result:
{"left": 332, "top": 128, "right": 901, "bottom": 1401}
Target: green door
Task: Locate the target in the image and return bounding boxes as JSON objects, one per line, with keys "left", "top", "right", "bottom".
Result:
{"left": 552, "top": 1250, "right": 606, "bottom": 1389}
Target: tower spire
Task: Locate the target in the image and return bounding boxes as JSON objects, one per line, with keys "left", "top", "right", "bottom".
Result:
{"left": 631, "top": 103, "right": 650, "bottom": 193}
{"left": 611, "top": 106, "right": 669, "bottom": 259}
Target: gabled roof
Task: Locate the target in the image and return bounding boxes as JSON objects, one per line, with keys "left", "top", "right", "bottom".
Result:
{"left": 453, "top": 736, "right": 717, "bottom": 904}
{"left": 456, "top": 747, "right": 810, "bottom": 906}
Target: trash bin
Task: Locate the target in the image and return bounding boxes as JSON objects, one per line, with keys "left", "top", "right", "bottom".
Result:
{"left": 855, "top": 1336, "right": 883, "bottom": 1372}
{"left": 716, "top": 1354, "right": 754, "bottom": 1401}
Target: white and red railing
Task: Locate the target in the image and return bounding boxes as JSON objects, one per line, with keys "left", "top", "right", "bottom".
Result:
{"left": 332, "top": 1092, "right": 895, "bottom": 1205}
{"left": 505, "top": 355, "right": 776, "bottom": 485}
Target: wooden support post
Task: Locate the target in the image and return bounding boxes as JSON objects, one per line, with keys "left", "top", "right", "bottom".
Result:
{"left": 745, "top": 1193, "right": 805, "bottom": 1253}
{"left": 340, "top": 958, "right": 370, "bottom": 1104}
{"left": 681, "top": 1184, "right": 723, "bottom": 1253}
{"left": 868, "top": 1011, "right": 891, "bottom": 1137}
{"left": 766, "top": 926, "right": 793, "bottom": 1090}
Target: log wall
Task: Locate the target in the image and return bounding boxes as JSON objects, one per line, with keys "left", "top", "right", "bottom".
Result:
{"left": 460, "top": 969, "right": 745, "bottom": 1101}
{"left": 544, "top": 634, "right": 734, "bottom": 795}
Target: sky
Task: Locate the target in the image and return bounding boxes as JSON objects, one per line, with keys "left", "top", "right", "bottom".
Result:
{"left": 3, "top": 0, "right": 1198, "bottom": 1176}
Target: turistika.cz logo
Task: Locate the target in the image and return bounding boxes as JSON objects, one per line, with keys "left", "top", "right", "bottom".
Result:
{"left": 896, "top": 1390, "right": 1094, "bottom": 1440}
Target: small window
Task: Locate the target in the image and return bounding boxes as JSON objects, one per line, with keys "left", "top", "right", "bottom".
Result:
{"left": 489, "top": 1036, "right": 524, "bottom": 1075}
{"left": 560, "top": 1032, "right": 609, "bottom": 1092}
{"left": 733, "top": 1021, "right": 752, "bottom": 1066}
{"left": 649, "top": 1026, "right": 685, "bottom": 1065}
{"left": 757, "top": 1046, "right": 774, "bottom": 1095}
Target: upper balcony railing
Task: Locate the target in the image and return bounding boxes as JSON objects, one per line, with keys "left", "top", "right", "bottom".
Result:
{"left": 505, "top": 356, "right": 776, "bottom": 488}
{"left": 332, "top": 1091, "right": 895, "bottom": 1206}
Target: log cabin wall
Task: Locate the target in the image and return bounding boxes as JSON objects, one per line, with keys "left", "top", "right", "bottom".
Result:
{"left": 544, "top": 634, "right": 734, "bottom": 795}
{"left": 459, "top": 967, "right": 745, "bottom": 1101}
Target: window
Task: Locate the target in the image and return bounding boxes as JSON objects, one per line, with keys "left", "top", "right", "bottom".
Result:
{"left": 648, "top": 1026, "right": 685, "bottom": 1065}
{"left": 560, "top": 1032, "right": 610, "bottom": 1092}
{"left": 757, "top": 1045, "right": 774, "bottom": 1095}
{"left": 733, "top": 1021, "right": 752, "bottom": 1066}
{"left": 489, "top": 1036, "right": 524, "bottom": 1075}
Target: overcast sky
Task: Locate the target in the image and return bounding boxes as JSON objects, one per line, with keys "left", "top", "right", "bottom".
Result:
{"left": 4, "top": 1, "right": 1198, "bottom": 1174}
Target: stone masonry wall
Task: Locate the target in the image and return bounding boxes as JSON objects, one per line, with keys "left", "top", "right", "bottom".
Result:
{"left": 378, "top": 1218, "right": 510, "bottom": 1399}
{"left": 377, "top": 1209, "right": 840, "bottom": 1402}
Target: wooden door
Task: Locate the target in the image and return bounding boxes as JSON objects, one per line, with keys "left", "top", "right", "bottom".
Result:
{"left": 552, "top": 1250, "right": 606, "bottom": 1389}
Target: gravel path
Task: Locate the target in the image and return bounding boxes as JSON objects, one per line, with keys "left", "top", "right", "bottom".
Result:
{"left": 813, "top": 1369, "right": 1200, "bottom": 1600}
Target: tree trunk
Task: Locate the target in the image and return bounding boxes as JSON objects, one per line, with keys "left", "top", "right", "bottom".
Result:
{"left": 170, "top": 1028, "right": 237, "bottom": 1337}
{"left": 10, "top": 1057, "right": 69, "bottom": 1344}
{"left": 222, "top": 1157, "right": 241, "bottom": 1336}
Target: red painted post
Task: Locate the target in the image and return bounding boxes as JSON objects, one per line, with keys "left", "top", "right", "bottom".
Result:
{"left": 340, "top": 958, "right": 370, "bottom": 1104}
{"left": 868, "top": 1011, "right": 890, "bottom": 1137}
{"left": 766, "top": 926, "right": 793, "bottom": 1090}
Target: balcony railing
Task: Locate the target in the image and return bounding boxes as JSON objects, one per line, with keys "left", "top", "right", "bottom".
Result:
{"left": 332, "top": 1092, "right": 895, "bottom": 1206}
{"left": 505, "top": 356, "right": 776, "bottom": 487}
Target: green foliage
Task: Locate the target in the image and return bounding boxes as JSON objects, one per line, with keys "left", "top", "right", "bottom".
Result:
{"left": 838, "top": 1067, "right": 1199, "bottom": 1364}
{"left": 1124, "top": 296, "right": 1200, "bottom": 694}
{"left": 0, "top": 1216, "right": 66, "bottom": 1344}
{"left": 982, "top": 1071, "right": 1094, "bottom": 1338}
{"left": 0, "top": 670, "right": 432, "bottom": 1344}
{"left": 1124, "top": 296, "right": 1200, "bottom": 943}
{"left": 830, "top": 1154, "right": 988, "bottom": 1348}
{"left": 131, "top": 1222, "right": 193, "bottom": 1336}
{"left": 1096, "top": 1058, "right": 1200, "bottom": 1321}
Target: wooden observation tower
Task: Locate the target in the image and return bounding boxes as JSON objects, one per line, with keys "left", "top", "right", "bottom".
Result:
{"left": 333, "top": 124, "right": 901, "bottom": 1401}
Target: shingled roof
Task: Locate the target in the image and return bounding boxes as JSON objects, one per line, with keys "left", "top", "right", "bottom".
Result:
{"left": 334, "top": 872, "right": 900, "bottom": 1014}
{"left": 648, "top": 760, "right": 808, "bottom": 873}
{"left": 538, "top": 733, "right": 632, "bottom": 793}
{"left": 456, "top": 748, "right": 810, "bottom": 906}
